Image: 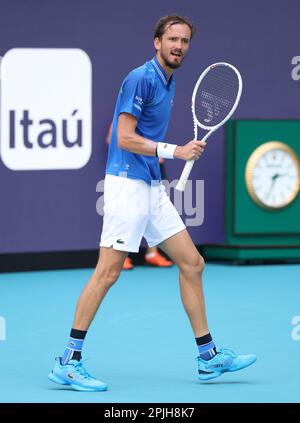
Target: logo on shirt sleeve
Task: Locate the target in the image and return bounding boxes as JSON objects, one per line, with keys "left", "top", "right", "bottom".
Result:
{"left": 133, "top": 95, "right": 144, "bottom": 111}
{"left": 135, "top": 96, "right": 143, "bottom": 105}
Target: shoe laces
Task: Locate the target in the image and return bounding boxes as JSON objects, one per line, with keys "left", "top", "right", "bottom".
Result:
{"left": 72, "top": 360, "right": 95, "bottom": 380}
{"left": 218, "top": 348, "right": 237, "bottom": 359}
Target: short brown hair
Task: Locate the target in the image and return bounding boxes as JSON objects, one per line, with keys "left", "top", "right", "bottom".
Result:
{"left": 154, "top": 14, "right": 195, "bottom": 40}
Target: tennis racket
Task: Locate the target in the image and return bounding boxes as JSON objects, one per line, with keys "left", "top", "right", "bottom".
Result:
{"left": 176, "top": 62, "right": 242, "bottom": 192}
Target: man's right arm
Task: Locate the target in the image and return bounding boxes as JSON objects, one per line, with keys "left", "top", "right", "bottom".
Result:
{"left": 117, "top": 112, "right": 157, "bottom": 156}
{"left": 118, "top": 112, "right": 206, "bottom": 161}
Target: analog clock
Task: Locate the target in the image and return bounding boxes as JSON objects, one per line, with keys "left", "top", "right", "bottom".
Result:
{"left": 245, "top": 141, "right": 300, "bottom": 210}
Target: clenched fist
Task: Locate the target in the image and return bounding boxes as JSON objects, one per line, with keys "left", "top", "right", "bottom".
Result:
{"left": 174, "top": 140, "right": 206, "bottom": 161}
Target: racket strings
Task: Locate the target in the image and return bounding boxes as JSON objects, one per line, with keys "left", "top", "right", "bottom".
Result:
{"left": 194, "top": 66, "right": 240, "bottom": 127}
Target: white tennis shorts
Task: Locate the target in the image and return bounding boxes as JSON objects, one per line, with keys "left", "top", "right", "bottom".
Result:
{"left": 100, "top": 174, "right": 186, "bottom": 252}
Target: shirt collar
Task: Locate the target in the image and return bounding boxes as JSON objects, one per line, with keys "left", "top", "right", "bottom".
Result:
{"left": 150, "top": 56, "right": 173, "bottom": 86}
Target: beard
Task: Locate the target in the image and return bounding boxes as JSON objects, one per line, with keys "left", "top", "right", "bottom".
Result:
{"left": 160, "top": 50, "right": 184, "bottom": 69}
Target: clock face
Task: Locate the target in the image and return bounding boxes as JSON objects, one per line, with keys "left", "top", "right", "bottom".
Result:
{"left": 245, "top": 142, "right": 300, "bottom": 209}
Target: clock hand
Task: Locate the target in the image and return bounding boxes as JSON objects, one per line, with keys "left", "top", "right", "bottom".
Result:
{"left": 267, "top": 171, "right": 288, "bottom": 197}
{"left": 266, "top": 178, "right": 276, "bottom": 199}
{"left": 272, "top": 172, "right": 287, "bottom": 181}
{"left": 266, "top": 172, "right": 288, "bottom": 199}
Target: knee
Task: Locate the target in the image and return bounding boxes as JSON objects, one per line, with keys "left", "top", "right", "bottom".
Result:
{"left": 193, "top": 253, "right": 205, "bottom": 274}
{"left": 94, "top": 266, "right": 120, "bottom": 289}
{"left": 181, "top": 253, "right": 205, "bottom": 275}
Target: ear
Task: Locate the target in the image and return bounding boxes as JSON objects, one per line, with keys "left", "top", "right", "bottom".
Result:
{"left": 154, "top": 37, "right": 161, "bottom": 51}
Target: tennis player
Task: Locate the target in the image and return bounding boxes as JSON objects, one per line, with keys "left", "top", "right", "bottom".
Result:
{"left": 49, "top": 14, "right": 256, "bottom": 391}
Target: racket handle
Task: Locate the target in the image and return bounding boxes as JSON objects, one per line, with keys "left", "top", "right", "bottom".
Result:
{"left": 175, "top": 160, "right": 195, "bottom": 192}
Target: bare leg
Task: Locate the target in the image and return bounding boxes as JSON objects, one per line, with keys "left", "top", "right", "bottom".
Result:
{"left": 159, "top": 230, "right": 209, "bottom": 338}
{"left": 72, "top": 247, "right": 128, "bottom": 331}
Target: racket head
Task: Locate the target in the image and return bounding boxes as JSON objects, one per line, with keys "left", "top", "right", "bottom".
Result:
{"left": 192, "top": 62, "right": 242, "bottom": 130}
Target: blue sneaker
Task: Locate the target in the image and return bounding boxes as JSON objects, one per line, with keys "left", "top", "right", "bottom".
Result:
{"left": 197, "top": 348, "right": 257, "bottom": 381}
{"left": 48, "top": 357, "right": 108, "bottom": 392}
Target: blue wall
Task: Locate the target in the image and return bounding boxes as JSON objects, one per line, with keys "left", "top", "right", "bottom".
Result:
{"left": 0, "top": 0, "right": 299, "bottom": 253}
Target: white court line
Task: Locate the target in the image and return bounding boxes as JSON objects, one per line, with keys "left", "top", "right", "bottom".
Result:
{"left": 0, "top": 316, "right": 6, "bottom": 341}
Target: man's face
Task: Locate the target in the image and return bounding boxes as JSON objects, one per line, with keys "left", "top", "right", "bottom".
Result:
{"left": 154, "top": 23, "right": 191, "bottom": 69}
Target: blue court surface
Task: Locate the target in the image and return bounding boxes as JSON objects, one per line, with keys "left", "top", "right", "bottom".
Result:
{"left": 0, "top": 263, "right": 299, "bottom": 403}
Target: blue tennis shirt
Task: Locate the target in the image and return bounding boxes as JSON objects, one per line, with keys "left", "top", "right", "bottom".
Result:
{"left": 105, "top": 56, "right": 175, "bottom": 184}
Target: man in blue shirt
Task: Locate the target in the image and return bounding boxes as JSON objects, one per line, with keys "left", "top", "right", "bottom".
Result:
{"left": 49, "top": 15, "right": 256, "bottom": 391}
{"left": 106, "top": 54, "right": 176, "bottom": 183}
